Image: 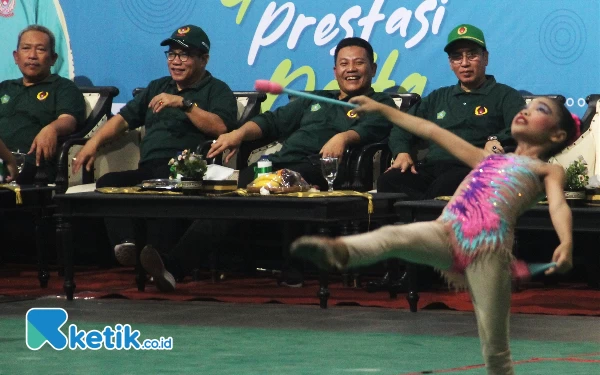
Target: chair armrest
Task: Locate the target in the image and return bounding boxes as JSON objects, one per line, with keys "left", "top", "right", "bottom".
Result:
{"left": 346, "top": 141, "right": 391, "bottom": 192}
{"left": 55, "top": 138, "right": 90, "bottom": 194}
{"left": 197, "top": 140, "right": 222, "bottom": 165}
{"left": 236, "top": 137, "right": 278, "bottom": 170}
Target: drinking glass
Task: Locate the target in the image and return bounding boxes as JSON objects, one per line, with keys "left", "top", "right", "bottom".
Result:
{"left": 320, "top": 157, "right": 339, "bottom": 192}
{"left": 9, "top": 150, "right": 26, "bottom": 185}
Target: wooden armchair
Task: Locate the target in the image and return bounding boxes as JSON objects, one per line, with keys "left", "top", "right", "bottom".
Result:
{"left": 55, "top": 86, "right": 120, "bottom": 193}
{"left": 550, "top": 94, "right": 600, "bottom": 179}
{"left": 341, "top": 93, "right": 422, "bottom": 192}
{"left": 56, "top": 89, "right": 267, "bottom": 192}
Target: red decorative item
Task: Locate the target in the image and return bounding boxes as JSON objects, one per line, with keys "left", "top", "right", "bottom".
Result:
{"left": 570, "top": 113, "right": 581, "bottom": 144}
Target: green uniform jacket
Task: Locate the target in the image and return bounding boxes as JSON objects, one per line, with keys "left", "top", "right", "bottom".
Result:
{"left": 0, "top": 74, "right": 85, "bottom": 156}
{"left": 120, "top": 72, "right": 238, "bottom": 163}
{"left": 253, "top": 89, "right": 396, "bottom": 164}
{"left": 389, "top": 75, "right": 525, "bottom": 164}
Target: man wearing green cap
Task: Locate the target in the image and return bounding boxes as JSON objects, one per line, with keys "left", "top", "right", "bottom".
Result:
{"left": 379, "top": 24, "right": 524, "bottom": 197}
{"left": 372, "top": 24, "right": 524, "bottom": 291}
{"left": 72, "top": 24, "right": 238, "bottom": 266}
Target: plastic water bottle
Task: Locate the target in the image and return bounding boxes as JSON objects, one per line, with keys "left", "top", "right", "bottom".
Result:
{"left": 254, "top": 155, "right": 272, "bottom": 178}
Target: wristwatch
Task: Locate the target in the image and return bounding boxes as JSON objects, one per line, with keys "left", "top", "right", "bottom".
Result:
{"left": 182, "top": 98, "right": 194, "bottom": 112}
{"left": 487, "top": 135, "right": 498, "bottom": 142}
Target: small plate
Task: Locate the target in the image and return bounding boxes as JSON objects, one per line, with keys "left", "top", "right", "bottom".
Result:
{"left": 139, "top": 179, "right": 180, "bottom": 191}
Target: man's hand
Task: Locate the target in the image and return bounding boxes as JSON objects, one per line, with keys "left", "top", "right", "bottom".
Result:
{"left": 207, "top": 130, "right": 244, "bottom": 163}
{"left": 386, "top": 153, "right": 417, "bottom": 174}
{"left": 148, "top": 93, "right": 184, "bottom": 113}
{"left": 545, "top": 242, "right": 573, "bottom": 275}
{"left": 72, "top": 138, "right": 100, "bottom": 174}
{"left": 484, "top": 140, "right": 504, "bottom": 154}
{"left": 320, "top": 133, "right": 349, "bottom": 160}
{"left": 4, "top": 159, "right": 18, "bottom": 182}
{"left": 28, "top": 126, "right": 59, "bottom": 166}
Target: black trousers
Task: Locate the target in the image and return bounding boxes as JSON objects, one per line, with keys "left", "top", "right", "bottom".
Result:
{"left": 377, "top": 160, "right": 472, "bottom": 199}
{"left": 95, "top": 158, "right": 172, "bottom": 188}
{"left": 96, "top": 158, "right": 185, "bottom": 254}
{"left": 164, "top": 160, "right": 340, "bottom": 279}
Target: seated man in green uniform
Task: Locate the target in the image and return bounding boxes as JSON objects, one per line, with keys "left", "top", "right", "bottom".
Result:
{"left": 136, "top": 37, "right": 397, "bottom": 292}
{"left": 379, "top": 24, "right": 524, "bottom": 197}
{"left": 73, "top": 24, "right": 238, "bottom": 186}
{"left": 0, "top": 25, "right": 85, "bottom": 184}
{"left": 374, "top": 24, "right": 525, "bottom": 290}
{"left": 208, "top": 37, "right": 396, "bottom": 190}
{"left": 72, "top": 24, "right": 238, "bottom": 267}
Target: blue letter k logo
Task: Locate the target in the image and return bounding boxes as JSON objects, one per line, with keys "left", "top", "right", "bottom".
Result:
{"left": 26, "top": 308, "right": 68, "bottom": 350}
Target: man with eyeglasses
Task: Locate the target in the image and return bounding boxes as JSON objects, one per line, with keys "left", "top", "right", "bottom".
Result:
{"left": 372, "top": 24, "right": 525, "bottom": 291}
{"left": 72, "top": 24, "right": 238, "bottom": 266}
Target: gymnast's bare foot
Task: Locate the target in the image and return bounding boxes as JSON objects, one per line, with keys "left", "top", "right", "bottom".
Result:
{"left": 290, "top": 236, "right": 349, "bottom": 270}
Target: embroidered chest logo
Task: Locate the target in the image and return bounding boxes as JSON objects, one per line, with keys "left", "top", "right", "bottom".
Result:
{"left": 0, "top": 0, "right": 15, "bottom": 18}
{"left": 474, "top": 106, "right": 488, "bottom": 116}
{"left": 347, "top": 109, "right": 357, "bottom": 118}
{"left": 310, "top": 103, "right": 321, "bottom": 112}
{"left": 437, "top": 110, "right": 446, "bottom": 119}
{"left": 1, "top": 94, "right": 9, "bottom": 104}
{"left": 37, "top": 91, "right": 49, "bottom": 101}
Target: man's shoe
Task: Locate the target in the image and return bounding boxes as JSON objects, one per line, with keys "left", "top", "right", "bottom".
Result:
{"left": 114, "top": 241, "right": 136, "bottom": 267}
{"left": 277, "top": 267, "right": 304, "bottom": 288}
{"left": 140, "top": 245, "right": 176, "bottom": 292}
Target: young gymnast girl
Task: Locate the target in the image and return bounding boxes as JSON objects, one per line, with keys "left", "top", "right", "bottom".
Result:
{"left": 291, "top": 96, "right": 576, "bottom": 374}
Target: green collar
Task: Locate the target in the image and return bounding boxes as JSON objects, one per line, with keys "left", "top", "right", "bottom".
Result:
{"left": 168, "top": 70, "right": 213, "bottom": 91}
{"left": 451, "top": 75, "right": 497, "bottom": 96}
{"left": 336, "top": 87, "right": 376, "bottom": 102}
{"left": 10, "top": 73, "right": 59, "bottom": 87}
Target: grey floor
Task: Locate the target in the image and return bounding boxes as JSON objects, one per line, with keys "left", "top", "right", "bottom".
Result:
{"left": 2, "top": 297, "right": 599, "bottom": 343}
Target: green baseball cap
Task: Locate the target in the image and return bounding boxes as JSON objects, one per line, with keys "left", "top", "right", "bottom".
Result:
{"left": 160, "top": 25, "right": 210, "bottom": 53}
{"left": 444, "top": 24, "right": 486, "bottom": 53}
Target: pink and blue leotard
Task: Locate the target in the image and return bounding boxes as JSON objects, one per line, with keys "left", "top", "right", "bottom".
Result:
{"left": 438, "top": 154, "right": 545, "bottom": 284}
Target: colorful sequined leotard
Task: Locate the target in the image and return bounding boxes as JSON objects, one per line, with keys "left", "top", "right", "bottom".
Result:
{"left": 438, "top": 154, "right": 545, "bottom": 284}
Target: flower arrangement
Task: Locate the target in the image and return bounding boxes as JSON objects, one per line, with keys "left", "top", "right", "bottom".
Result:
{"left": 168, "top": 149, "right": 207, "bottom": 180}
{"left": 565, "top": 156, "right": 589, "bottom": 191}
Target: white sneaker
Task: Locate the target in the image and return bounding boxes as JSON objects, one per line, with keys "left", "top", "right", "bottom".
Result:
{"left": 114, "top": 241, "right": 137, "bottom": 267}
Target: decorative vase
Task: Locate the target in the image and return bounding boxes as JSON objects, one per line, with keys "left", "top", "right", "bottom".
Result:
{"left": 564, "top": 190, "right": 586, "bottom": 207}
{"left": 179, "top": 177, "right": 203, "bottom": 196}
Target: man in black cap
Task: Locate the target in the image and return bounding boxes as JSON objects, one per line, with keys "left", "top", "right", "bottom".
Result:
{"left": 373, "top": 24, "right": 525, "bottom": 291}
{"left": 72, "top": 25, "right": 238, "bottom": 266}
{"left": 138, "top": 37, "right": 397, "bottom": 291}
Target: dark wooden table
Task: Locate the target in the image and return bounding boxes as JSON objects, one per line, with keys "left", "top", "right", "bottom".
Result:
{"left": 1, "top": 185, "right": 55, "bottom": 287}
{"left": 395, "top": 199, "right": 600, "bottom": 311}
{"left": 55, "top": 191, "right": 406, "bottom": 306}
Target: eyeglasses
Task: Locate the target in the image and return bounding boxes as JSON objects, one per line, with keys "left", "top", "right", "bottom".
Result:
{"left": 448, "top": 50, "right": 483, "bottom": 64}
{"left": 165, "top": 51, "right": 192, "bottom": 62}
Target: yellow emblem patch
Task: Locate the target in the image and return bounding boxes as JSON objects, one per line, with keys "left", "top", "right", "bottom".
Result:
{"left": 37, "top": 91, "right": 49, "bottom": 101}
{"left": 347, "top": 109, "right": 357, "bottom": 118}
{"left": 474, "top": 106, "right": 488, "bottom": 116}
{"left": 177, "top": 27, "right": 191, "bottom": 35}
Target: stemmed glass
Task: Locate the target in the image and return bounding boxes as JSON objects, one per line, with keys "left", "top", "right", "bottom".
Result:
{"left": 320, "top": 157, "right": 339, "bottom": 192}
{"left": 9, "top": 150, "right": 26, "bottom": 185}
